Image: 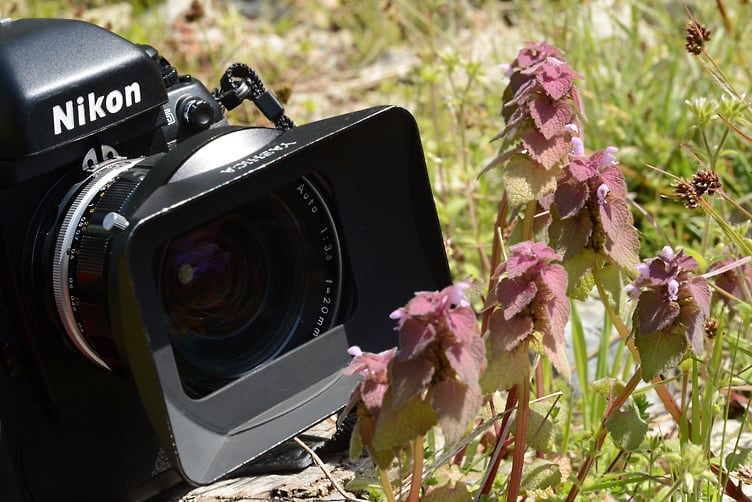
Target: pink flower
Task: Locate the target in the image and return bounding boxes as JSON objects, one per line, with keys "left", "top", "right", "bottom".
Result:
{"left": 596, "top": 183, "right": 610, "bottom": 205}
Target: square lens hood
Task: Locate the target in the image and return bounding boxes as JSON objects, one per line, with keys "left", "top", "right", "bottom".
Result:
{"left": 108, "top": 105, "right": 450, "bottom": 484}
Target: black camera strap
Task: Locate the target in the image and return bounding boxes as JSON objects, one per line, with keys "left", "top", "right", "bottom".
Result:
{"left": 214, "top": 63, "right": 295, "bottom": 131}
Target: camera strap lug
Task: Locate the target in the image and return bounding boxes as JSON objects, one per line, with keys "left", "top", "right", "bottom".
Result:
{"left": 214, "top": 63, "right": 294, "bottom": 131}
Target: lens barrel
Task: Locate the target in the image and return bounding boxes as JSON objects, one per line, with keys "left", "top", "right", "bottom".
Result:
{"left": 49, "top": 154, "right": 342, "bottom": 396}
{"left": 51, "top": 158, "right": 148, "bottom": 370}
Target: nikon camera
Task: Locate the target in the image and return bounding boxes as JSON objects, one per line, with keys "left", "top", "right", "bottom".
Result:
{"left": 0, "top": 18, "right": 450, "bottom": 501}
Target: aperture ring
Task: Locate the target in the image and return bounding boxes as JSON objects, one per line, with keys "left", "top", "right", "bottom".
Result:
{"left": 51, "top": 158, "right": 145, "bottom": 370}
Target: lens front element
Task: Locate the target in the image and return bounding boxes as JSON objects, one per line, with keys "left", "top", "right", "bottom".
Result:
{"left": 158, "top": 177, "right": 342, "bottom": 397}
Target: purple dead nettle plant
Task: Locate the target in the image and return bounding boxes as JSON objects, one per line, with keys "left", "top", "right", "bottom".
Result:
{"left": 626, "top": 246, "right": 711, "bottom": 380}
{"left": 343, "top": 345, "right": 396, "bottom": 468}
{"left": 548, "top": 141, "right": 641, "bottom": 284}
{"left": 343, "top": 283, "right": 486, "bottom": 468}
{"left": 485, "top": 41, "right": 586, "bottom": 206}
{"left": 481, "top": 241, "right": 570, "bottom": 392}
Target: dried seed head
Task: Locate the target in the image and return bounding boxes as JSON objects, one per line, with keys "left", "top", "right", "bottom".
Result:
{"left": 704, "top": 318, "right": 719, "bottom": 339}
{"left": 691, "top": 170, "right": 722, "bottom": 197}
{"left": 686, "top": 20, "right": 711, "bottom": 55}
{"left": 737, "top": 464, "right": 752, "bottom": 484}
{"left": 671, "top": 180, "right": 701, "bottom": 208}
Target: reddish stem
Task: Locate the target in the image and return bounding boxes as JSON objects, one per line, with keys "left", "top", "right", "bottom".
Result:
{"left": 480, "top": 385, "right": 518, "bottom": 496}
{"left": 565, "top": 368, "right": 641, "bottom": 502}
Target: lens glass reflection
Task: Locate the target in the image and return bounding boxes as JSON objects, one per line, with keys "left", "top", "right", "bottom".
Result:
{"left": 157, "top": 178, "right": 340, "bottom": 397}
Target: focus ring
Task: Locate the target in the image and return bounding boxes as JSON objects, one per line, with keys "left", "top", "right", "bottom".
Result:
{"left": 73, "top": 173, "right": 145, "bottom": 368}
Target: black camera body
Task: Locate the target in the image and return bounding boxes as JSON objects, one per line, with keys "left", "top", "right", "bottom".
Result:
{"left": 0, "top": 18, "right": 450, "bottom": 501}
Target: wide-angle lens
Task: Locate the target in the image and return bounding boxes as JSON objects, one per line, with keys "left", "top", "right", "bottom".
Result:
{"left": 157, "top": 177, "right": 342, "bottom": 397}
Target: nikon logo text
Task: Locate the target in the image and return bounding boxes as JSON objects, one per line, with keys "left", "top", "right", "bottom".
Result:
{"left": 52, "top": 82, "right": 142, "bottom": 135}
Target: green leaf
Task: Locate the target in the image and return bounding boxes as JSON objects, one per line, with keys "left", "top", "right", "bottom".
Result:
{"left": 514, "top": 404, "right": 556, "bottom": 453}
{"left": 520, "top": 458, "right": 562, "bottom": 493}
{"left": 422, "top": 481, "right": 473, "bottom": 502}
{"left": 344, "top": 477, "right": 383, "bottom": 494}
{"left": 349, "top": 421, "right": 363, "bottom": 460}
{"left": 635, "top": 330, "right": 688, "bottom": 382}
{"left": 563, "top": 249, "right": 595, "bottom": 300}
{"left": 503, "top": 154, "right": 559, "bottom": 206}
{"left": 372, "top": 389, "right": 437, "bottom": 452}
{"left": 726, "top": 447, "right": 752, "bottom": 471}
{"left": 591, "top": 378, "right": 626, "bottom": 401}
{"left": 356, "top": 414, "right": 396, "bottom": 470}
{"left": 597, "top": 263, "right": 627, "bottom": 320}
{"left": 605, "top": 406, "right": 648, "bottom": 451}
{"left": 480, "top": 342, "right": 530, "bottom": 393}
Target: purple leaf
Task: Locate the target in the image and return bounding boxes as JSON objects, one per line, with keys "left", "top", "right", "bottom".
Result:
{"left": 529, "top": 95, "right": 573, "bottom": 140}
{"left": 344, "top": 347, "right": 395, "bottom": 378}
{"left": 540, "top": 286, "right": 570, "bottom": 344}
{"left": 516, "top": 41, "right": 563, "bottom": 68}
{"left": 542, "top": 328, "right": 570, "bottom": 380}
{"left": 599, "top": 196, "right": 631, "bottom": 240}
{"left": 481, "top": 146, "right": 523, "bottom": 177}
{"left": 521, "top": 129, "right": 570, "bottom": 169}
{"left": 554, "top": 169, "right": 589, "bottom": 218}
{"left": 488, "top": 309, "right": 534, "bottom": 355}
{"left": 390, "top": 357, "right": 435, "bottom": 407}
{"left": 536, "top": 59, "right": 575, "bottom": 100}
{"left": 505, "top": 242, "right": 543, "bottom": 278}
{"left": 541, "top": 264, "right": 569, "bottom": 300}
{"left": 684, "top": 306, "right": 706, "bottom": 356}
{"left": 444, "top": 334, "right": 486, "bottom": 385}
{"left": 569, "top": 85, "right": 586, "bottom": 120}
{"left": 673, "top": 250, "right": 700, "bottom": 272}
{"left": 496, "top": 278, "right": 538, "bottom": 320}
{"left": 432, "top": 378, "right": 483, "bottom": 445}
{"left": 687, "top": 277, "right": 711, "bottom": 315}
{"left": 507, "top": 71, "right": 536, "bottom": 97}
{"left": 604, "top": 225, "right": 640, "bottom": 269}
{"left": 447, "top": 307, "right": 480, "bottom": 344}
{"left": 361, "top": 378, "right": 389, "bottom": 415}
{"left": 647, "top": 258, "right": 675, "bottom": 283}
{"left": 636, "top": 290, "right": 681, "bottom": 336}
{"left": 498, "top": 109, "right": 528, "bottom": 140}
{"left": 398, "top": 317, "right": 437, "bottom": 360}
{"left": 568, "top": 158, "right": 596, "bottom": 182}
{"left": 599, "top": 166, "right": 628, "bottom": 197}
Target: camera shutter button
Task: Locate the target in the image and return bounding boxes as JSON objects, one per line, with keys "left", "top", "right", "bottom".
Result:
{"left": 181, "top": 98, "right": 214, "bottom": 130}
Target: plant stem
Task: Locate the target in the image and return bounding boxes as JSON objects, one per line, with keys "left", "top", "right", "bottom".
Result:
{"left": 521, "top": 200, "right": 538, "bottom": 242}
{"left": 407, "top": 435, "right": 425, "bottom": 502}
{"left": 565, "top": 367, "right": 642, "bottom": 502}
{"left": 378, "top": 468, "right": 397, "bottom": 502}
{"left": 506, "top": 340, "right": 531, "bottom": 501}
{"left": 480, "top": 385, "right": 518, "bottom": 497}
{"left": 592, "top": 265, "right": 684, "bottom": 423}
